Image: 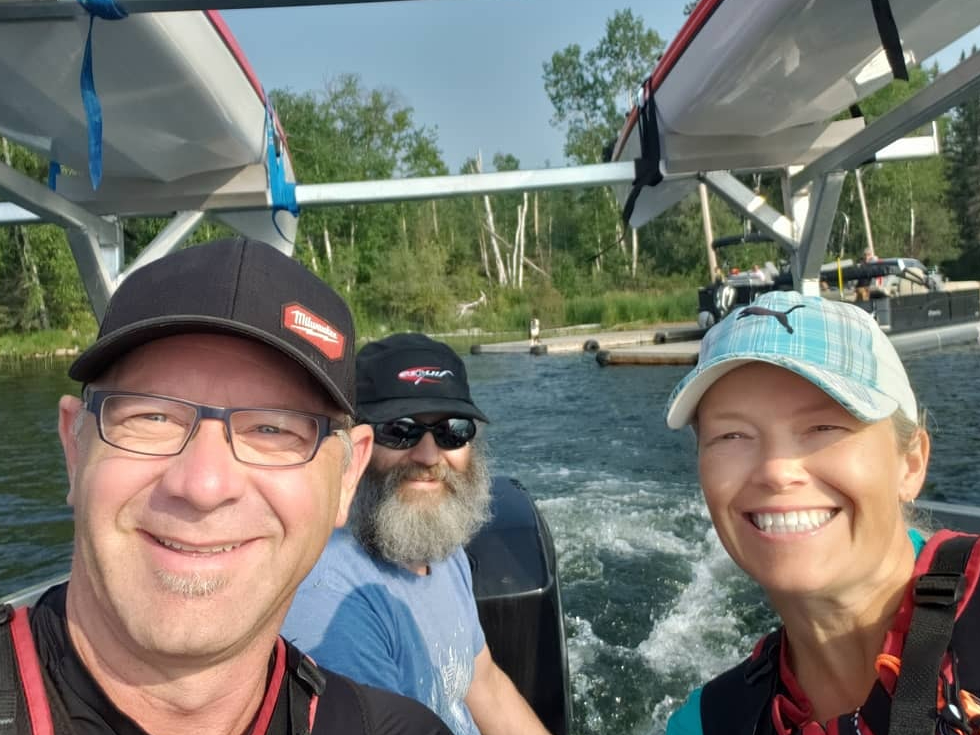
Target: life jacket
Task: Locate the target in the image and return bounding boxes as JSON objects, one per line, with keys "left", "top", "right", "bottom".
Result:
{"left": 700, "top": 532, "right": 980, "bottom": 735}
{"left": 0, "top": 602, "right": 371, "bottom": 735}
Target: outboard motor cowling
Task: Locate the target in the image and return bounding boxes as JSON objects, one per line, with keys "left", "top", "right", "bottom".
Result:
{"left": 465, "top": 477, "right": 570, "bottom": 735}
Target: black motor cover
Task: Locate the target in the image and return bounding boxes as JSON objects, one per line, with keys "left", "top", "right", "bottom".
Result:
{"left": 465, "top": 477, "right": 570, "bottom": 735}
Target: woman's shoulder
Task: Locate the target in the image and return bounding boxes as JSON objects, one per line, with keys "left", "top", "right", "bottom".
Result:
{"left": 667, "top": 631, "right": 783, "bottom": 735}
{"left": 666, "top": 688, "right": 703, "bottom": 735}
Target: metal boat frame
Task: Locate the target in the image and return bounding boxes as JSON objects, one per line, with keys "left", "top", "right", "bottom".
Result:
{"left": 3, "top": 0, "right": 980, "bottom": 326}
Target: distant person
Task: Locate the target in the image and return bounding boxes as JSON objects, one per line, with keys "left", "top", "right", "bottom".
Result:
{"left": 860, "top": 246, "right": 879, "bottom": 263}
{"left": 856, "top": 247, "right": 879, "bottom": 301}
{"left": 663, "top": 291, "right": 980, "bottom": 735}
{"left": 529, "top": 317, "right": 541, "bottom": 346}
{"left": 285, "top": 333, "right": 552, "bottom": 735}
{"left": 6, "top": 239, "right": 451, "bottom": 735}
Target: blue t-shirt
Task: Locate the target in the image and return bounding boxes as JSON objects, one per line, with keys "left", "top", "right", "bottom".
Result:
{"left": 665, "top": 529, "right": 929, "bottom": 735}
{"left": 283, "top": 528, "right": 485, "bottom": 735}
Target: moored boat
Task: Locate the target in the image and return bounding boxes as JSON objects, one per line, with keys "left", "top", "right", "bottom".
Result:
{"left": 696, "top": 235, "right": 980, "bottom": 337}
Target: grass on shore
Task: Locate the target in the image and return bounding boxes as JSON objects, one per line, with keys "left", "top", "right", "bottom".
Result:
{"left": 0, "top": 288, "right": 699, "bottom": 358}
{"left": 0, "top": 328, "right": 95, "bottom": 361}
{"left": 359, "top": 288, "right": 700, "bottom": 343}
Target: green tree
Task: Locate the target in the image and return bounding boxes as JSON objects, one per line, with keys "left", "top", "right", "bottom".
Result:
{"left": 543, "top": 10, "right": 664, "bottom": 165}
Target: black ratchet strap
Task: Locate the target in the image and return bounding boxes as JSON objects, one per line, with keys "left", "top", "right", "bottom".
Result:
{"left": 623, "top": 88, "right": 663, "bottom": 228}
{"left": 870, "top": 0, "right": 909, "bottom": 81}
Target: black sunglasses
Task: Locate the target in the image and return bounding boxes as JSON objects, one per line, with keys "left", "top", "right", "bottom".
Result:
{"left": 372, "top": 417, "right": 477, "bottom": 450}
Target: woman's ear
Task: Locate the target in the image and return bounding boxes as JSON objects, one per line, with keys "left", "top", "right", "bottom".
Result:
{"left": 898, "top": 427, "right": 930, "bottom": 504}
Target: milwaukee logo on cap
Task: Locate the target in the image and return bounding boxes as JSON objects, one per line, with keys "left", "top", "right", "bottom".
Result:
{"left": 398, "top": 367, "right": 454, "bottom": 385}
{"left": 283, "top": 304, "right": 345, "bottom": 360}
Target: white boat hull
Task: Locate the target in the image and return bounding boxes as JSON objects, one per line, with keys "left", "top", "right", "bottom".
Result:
{"left": 0, "top": 10, "right": 266, "bottom": 183}
{"left": 0, "top": 7, "right": 297, "bottom": 248}
{"left": 613, "top": 0, "right": 980, "bottom": 226}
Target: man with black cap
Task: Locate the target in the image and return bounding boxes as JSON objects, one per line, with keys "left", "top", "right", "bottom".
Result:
{"left": 284, "top": 334, "right": 551, "bottom": 735}
{"left": 2, "top": 239, "right": 450, "bottom": 735}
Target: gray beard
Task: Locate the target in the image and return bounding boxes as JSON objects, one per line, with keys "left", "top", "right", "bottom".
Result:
{"left": 348, "top": 441, "right": 492, "bottom": 569}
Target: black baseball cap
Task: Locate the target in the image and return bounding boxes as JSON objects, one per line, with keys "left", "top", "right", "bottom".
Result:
{"left": 69, "top": 237, "right": 356, "bottom": 415}
{"left": 356, "top": 333, "right": 489, "bottom": 424}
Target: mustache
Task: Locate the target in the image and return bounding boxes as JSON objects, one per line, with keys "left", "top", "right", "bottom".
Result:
{"left": 348, "top": 441, "right": 492, "bottom": 568}
{"left": 392, "top": 464, "right": 449, "bottom": 484}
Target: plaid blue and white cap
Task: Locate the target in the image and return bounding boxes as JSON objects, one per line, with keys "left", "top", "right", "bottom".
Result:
{"left": 665, "top": 291, "right": 917, "bottom": 429}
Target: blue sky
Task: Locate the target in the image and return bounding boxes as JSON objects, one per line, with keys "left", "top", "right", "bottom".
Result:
{"left": 223, "top": 1, "right": 980, "bottom": 174}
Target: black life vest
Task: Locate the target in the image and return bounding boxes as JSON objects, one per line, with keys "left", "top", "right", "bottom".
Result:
{"left": 700, "top": 533, "right": 980, "bottom": 735}
{"left": 0, "top": 602, "right": 370, "bottom": 735}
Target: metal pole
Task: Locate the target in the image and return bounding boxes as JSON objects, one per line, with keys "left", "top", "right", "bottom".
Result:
{"left": 854, "top": 167, "right": 875, "bottom": 257}
{"left": 698, "top": 182, "right": 717, "bottom": 280}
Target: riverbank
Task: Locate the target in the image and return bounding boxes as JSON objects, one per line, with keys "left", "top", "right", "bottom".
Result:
{"left": 0, "top": 328, "right": 93, "bottom": 361}
{"left": 0, "top": 287, "right": 699, "bottom": 359}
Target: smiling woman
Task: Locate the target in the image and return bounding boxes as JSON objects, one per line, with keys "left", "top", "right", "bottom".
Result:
{"left": 662, "top": 290, "right": 980, "bottom": 735}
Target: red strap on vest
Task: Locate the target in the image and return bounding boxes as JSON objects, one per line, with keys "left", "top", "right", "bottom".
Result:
{"left": 250, "top": 636, "right": 288, "bottom": 735}
{"left": 9, "top": 608, "right": 54, "bottom": 735}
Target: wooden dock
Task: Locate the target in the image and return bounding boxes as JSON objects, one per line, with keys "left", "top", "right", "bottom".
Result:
{"left": 595, "top": 341, "right": 700, "bottom": 366}
{"left": 595, "top": 319, "right": 980, "bottom": 366}
{"left": 470, "top": 324, "right": 703, "bottom": 356}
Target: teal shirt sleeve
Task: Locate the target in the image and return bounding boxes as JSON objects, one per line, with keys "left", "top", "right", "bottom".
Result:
{"left": 909, "top": 527, "right": 926, "bottom": 557}
{"left": 666, "top": 687, "right": 703, "bottom": 735}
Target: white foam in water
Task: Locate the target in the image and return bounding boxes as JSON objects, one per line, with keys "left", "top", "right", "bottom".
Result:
{"left": 639, "top": 528, "right": 756, "bottom": 681}
{"left": 536, "top": 478, "right": 704, "bottom": 562}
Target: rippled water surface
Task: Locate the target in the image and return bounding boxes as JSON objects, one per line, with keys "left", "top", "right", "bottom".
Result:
{"left": 2, "top": 343, "right": 978, "bottom": 734}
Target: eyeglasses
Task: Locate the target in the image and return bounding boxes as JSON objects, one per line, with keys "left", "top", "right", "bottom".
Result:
{"left": 83, "top": 389, "right": 339, "bottom": 467}
{"left": 371, "top": 417, "right": 476, "bottom": 451}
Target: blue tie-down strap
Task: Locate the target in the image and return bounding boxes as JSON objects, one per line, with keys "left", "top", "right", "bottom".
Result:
{"left": 48, "top": 162, "right": 61, "bottom": 191}
{"left": 77, "top": 0, "right": 129, "bottom": 190}
{"left": 266, "top": 105, "right": 299, "bottom": 219}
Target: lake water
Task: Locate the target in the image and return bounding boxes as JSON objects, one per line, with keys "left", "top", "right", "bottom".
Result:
{"left": 2, "top": 344, "right": 979, "bottom": 735}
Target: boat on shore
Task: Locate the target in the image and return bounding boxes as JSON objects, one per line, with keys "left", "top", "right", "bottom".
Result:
{"left": 606, "top": 0, "right": 980, "bottom": 362}
{"left": 696, "top": 235, "right": 980, "bottom": 339}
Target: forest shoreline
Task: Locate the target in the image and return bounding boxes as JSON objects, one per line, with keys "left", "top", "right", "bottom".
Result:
{"left": 0, "top": 313, "right": 692, "bottom": 361}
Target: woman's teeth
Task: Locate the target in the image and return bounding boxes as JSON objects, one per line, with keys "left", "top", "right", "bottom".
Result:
{"left": 750, "top": 509, "right": 836, "bottom": 533}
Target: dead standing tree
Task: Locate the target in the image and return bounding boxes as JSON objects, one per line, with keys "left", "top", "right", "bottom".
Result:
{"left": 474, "top": 152, "right": 509, "bottom": 285}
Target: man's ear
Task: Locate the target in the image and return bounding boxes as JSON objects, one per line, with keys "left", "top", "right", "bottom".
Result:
{"left": 58, "top": 395, "right": 85, "bottom": 507}
{"left": 898, "top": 427, "right": 930, "bottom": 504}
{"left": 334, "top": 423, "right": 373, "bottom": 528}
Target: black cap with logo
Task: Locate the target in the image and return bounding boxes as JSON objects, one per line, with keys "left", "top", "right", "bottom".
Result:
{"left": 69, "top": 237, "right": 356, "bottom": 415}
{"left": 356, "top": 333, "right": 489, "bottom": 424}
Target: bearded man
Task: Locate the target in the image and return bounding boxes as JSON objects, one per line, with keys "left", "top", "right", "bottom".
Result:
{"left": 284, "top": 334, "right": 551, "bottom": 735}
